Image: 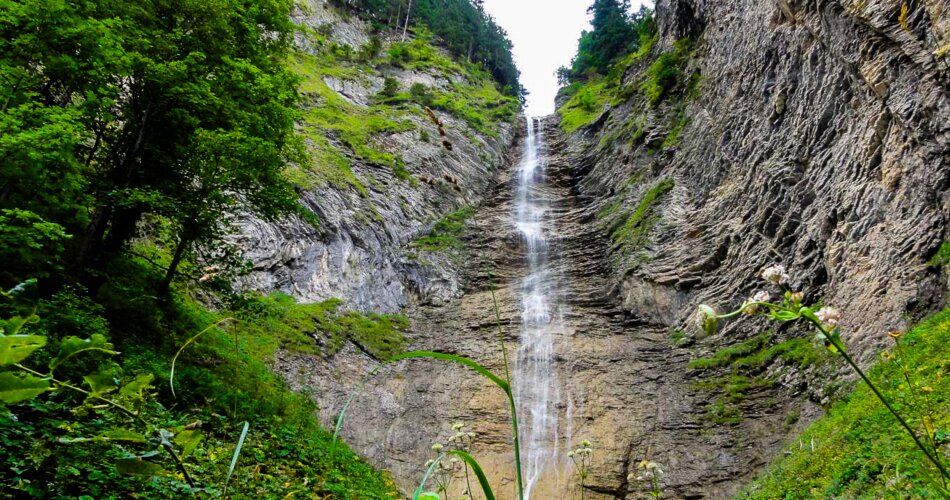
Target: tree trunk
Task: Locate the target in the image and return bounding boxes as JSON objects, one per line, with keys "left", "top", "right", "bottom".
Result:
{"left": 161, "top": 236, "right": 190, "bottom": 292}
{"left": 401, "top": 0, "right": 412, "bottom": 41}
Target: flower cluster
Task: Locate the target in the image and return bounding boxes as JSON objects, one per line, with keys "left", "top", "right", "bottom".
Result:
{"left": 761, "top": 264, "right": 790, "bottom": 285}
{"left": 448, "top": 421, "right": 476, "bottom": 448}
{"left": 628, "top": 459, "right": 665, "bottom": 498}
{"left": 815, "top": 306, "right": 840, "bottom": 327}
{"left": 568, "top": 439, "right": 594, "bottom": 498}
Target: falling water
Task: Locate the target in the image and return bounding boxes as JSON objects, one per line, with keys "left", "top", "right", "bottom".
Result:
{"left": 513, "top": 117, "right": 561, "bottom": 499}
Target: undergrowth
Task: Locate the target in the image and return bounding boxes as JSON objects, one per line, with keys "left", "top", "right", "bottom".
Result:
{"left": 0, "top": 254, "right": 401, "bottom": 498}
{"left": 741, "top": 308, "right": 950, "bottom": 498}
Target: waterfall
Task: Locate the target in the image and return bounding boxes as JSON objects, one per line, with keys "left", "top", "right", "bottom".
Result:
{"left": 513, "top": 117, "right": 561, "bottom": 499}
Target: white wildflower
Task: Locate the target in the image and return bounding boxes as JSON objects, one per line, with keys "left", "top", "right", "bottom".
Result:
{"left": 761, "top": 264, "right": 790, "bottom": 285}
{"left": 452, "top": 422, "right": 464, "bottom": 431}
{"left": 580, "top": 439, "right": 591, "bottom": 448}
{"left": 431, "top": 443, "right": 443, "bottom": 452}
{"left": 815, "top": 307, "right": 840, "bottom": 326}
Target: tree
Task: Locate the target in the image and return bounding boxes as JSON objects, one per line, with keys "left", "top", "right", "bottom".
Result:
{"left": 565, "top": 2, "right": 655, "bottom": 82}
{"left": 0, "top": 0, "right": 303, "bottom": 290}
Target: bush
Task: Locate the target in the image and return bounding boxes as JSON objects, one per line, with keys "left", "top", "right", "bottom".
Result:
{"left": 380, "top": 76, "right": 399, "bottom": 98}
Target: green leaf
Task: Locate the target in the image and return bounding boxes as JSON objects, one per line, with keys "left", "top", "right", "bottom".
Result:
{"left": 59, "top": 430, "right": 146, "bottom": 444}
{"left": 0, "top": 372, "right": 50, "bottom": 403}
{"left": 116, "top": 457, "right": 168, "bottom": 477}
{"left": 49, "top": 334, "right": 116, "bottom": 372}
{"left": 447, "top": 450, "right": 496, "bottom": 500}
{"left": 770, "top": 309, "right": 800, "bottom": 322}
{"left": 83, "top": 369, "right": 119, "bottom": 396}
{"left": 118, "top": 373, "right": 154, "bottom": 401}
{"left": 1, "top": 313, "right": 39, "bottom": 337}
{"left": 0, "top": 334, "right": 47, "bottom": 365}
{"left": 418, "top": 493, "right": 441, "bottom": 500}
{"left": 223, "top": 421, "right": 250, "bottom": 496}
{"left": 174, "top": 430, "right": 203, "bottom": 458}
{"left": 101, "top": 430, "right": 148, "bottom": 443}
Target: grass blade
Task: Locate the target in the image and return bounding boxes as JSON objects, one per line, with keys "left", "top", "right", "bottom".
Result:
{"left": 449, "top": 450, "right": 496, "bottom": 500}
{"left": 412, "top": 453, "right": 445, "bottom": 500}
{"left": 223, "top": 421, "right": 249, "bottom": 496}
{"left": 169, "top": 318, "right": 234, "bottom": 398}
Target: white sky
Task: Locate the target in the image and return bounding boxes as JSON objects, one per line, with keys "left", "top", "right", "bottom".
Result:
{"left": 482, "top": 0, "right": 652, "bottom": 116}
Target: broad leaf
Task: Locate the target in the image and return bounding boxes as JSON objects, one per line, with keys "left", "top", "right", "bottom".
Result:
{"left": 174, "top": 430, "right": 203, "bottom": 458}
{"left": 1, "top": 313, "right": 38, "bottom": 337}
{"left": 49, "top": 334, "right": 117, "bottom": 372}
{"left": 101, "top": 430, "right": 148, "bottom": 443}
{"left": 118, "top": 373, "right": 154, "bottom": 401}
{"left": 83, "top": 369, "right": 119, "bottom": 396}
{"left": 0, "top": 335, "right": 47, "bottom": 365}
{"left": 0, "top": 372, "right": 50, "bottom": 403}
{"left": 116, "top": 457, "right": 168, "bottom": 477}
{"left": 59, "top": 430, "right": 146, "bottom": 444}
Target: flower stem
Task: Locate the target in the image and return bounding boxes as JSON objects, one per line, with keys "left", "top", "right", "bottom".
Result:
{"left": 809, "top": 320, "right": 950, "bottom": 482}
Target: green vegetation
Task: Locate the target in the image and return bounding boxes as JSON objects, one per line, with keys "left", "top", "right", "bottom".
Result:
{"left": 742, "top": 308, "right": 950, "bottom": 498}
{"left": 640, "top": 38, "right": 694, "bottom": 106}
{"left": 688, "top": 332, "right": 824, "bottom": 371}
{"left": 291, "top": 52, "right": 413, "bottom": 190}
{"left": 410, "top": 206, "right": 475, "bottom": 253}
{"left": 0, "top": 0, "right": 304, "bottom": 290}
{"left": 558, "top": 79, "right": 614, "bottom": 133}
{"left": 689, "top": 331, "right": 825, "bottom": 424}
{"left": 610, "top": 179, "right": 674, "bottom": 255}
{"left": 331, "top": 0, "right": 522, "bottom": 98}
{"left": 0, "top": 272, "right": 400, "bottom": 497}
{"left": 929, "top": 241, "right": 950, "bottom": 267}
{"left": 558, "top": 1, "right": 654, "bottom": 82}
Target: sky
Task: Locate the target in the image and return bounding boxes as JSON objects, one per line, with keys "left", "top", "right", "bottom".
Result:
{"left": 482, "top": 0, "right": 652, "bottom": 117}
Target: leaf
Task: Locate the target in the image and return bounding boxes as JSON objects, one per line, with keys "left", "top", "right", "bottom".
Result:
{"left": 413, "top": 454, "right": 445, "bottom": 500}
{"left": 116, "top": 457, "right": 168, "bottom": 477}
{"left": 770, "top": 310, "right": 800, "bottom": 322}
{"left": 0, "top": 372, "right": 49, "bottom": 403}
{"left": 48, "top": 334, "right": 117, "bottom": 373}
{"left": 1, "top": 313, "right": 39, "bottom": 337}
{"left": 418, "top": 493, "right": 440, "bottom": 500}
{"left": 118, "top": 373, "right": 154, "bottom": 401}
{"left": 223, "top": 421, "right": 250, "bottom": 496}
{"left": 174, "top": 430, "right": 203, "bottom": 458}
{"left": 84, "top": 369, "right": 119, "bottom": 396}
{"left": 0, "top": 334, "right": 47, "bottom": 365}
{"left": 59, "top": 430, "right": 146, "bottom": 444}
{"left": 101, "top": 430, "right": 148, "bottom": 443}
{"left": 447, "top": 450, "right": 496, "bottom": 500}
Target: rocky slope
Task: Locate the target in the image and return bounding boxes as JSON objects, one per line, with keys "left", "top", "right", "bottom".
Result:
{"left": 235, "top": 0, "right": 516, "bottom": 314}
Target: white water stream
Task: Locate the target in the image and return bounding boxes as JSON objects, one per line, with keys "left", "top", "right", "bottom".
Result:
{"left": 513, "top": 117, "right": 563, "bottom": 499}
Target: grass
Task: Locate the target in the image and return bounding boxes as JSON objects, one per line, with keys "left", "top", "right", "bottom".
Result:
{"left": 610, "top": 178, "right": 674, "bottom": 255}
{"left": 410, "top": 206, "right": 475, "bottom": 253}
{"left": 689, "top": 331, "right": 827, "bottom": 426}
{"left": 640, "top": 38, "right": 693, "bottom": 106}
{"left": 929, "top": 241, "right": 950, "bottom": 267}
{"left": 0, "top": 254, "right": 401, "bottom": 498}
{"left": 741, "top": 308, "right": 950, "bottom": 498}
{"left": 557, "top": 78, "right": 613, "bottom": 133}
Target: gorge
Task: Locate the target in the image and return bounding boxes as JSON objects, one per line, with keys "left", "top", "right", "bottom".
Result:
{"left": 1, "top": 0, "right": 948, "bottom": 498}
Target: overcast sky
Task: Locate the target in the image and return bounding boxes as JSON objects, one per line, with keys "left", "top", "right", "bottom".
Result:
{"left": 482, "top": 0, "right": 652, "bottom": 117}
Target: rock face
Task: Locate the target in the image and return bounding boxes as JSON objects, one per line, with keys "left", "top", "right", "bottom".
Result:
{"left": 243, "top": 0, "right": 950, "bottom": 499}
{"left": 587, "top": 0, "right": 950, "bottom": 362}
{"left": 234, "top": 0, "right": 514, "bottom": 314}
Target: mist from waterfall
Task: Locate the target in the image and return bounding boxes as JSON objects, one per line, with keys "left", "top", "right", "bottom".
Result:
{"left": 513, "top": 117, "right": 562, "bottom": 499}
